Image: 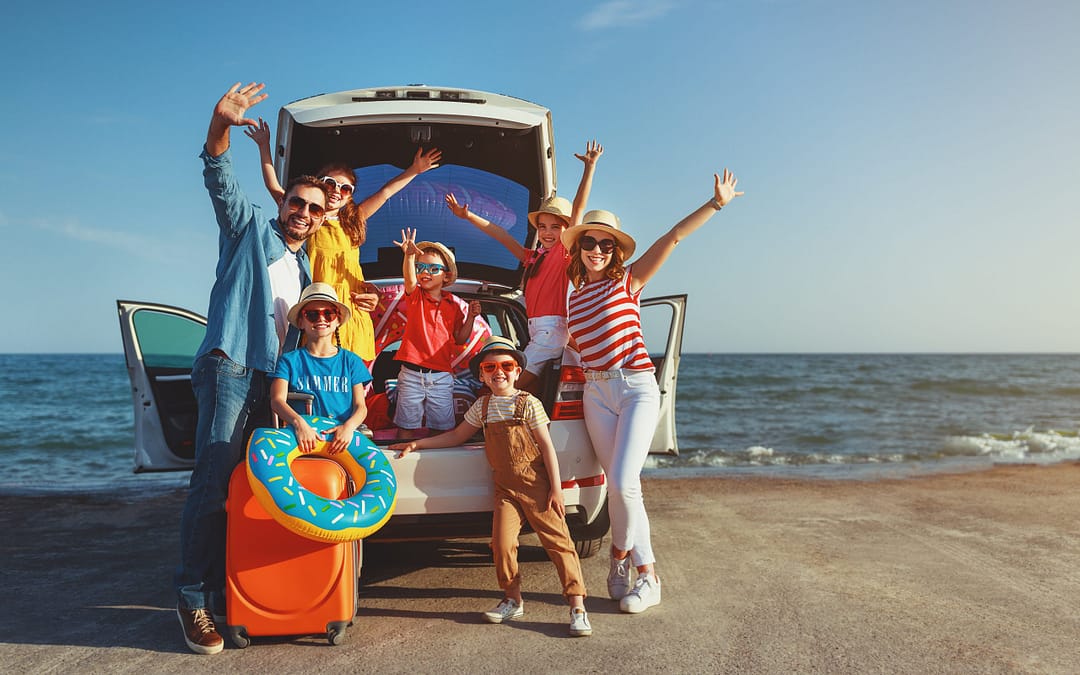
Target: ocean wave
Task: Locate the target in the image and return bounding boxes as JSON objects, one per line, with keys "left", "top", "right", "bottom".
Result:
{"left": 659, "top": 427, "right": 1080, "bottom": 471}
{"left": 908, "top": 379, "right": 1031, "bottom": 397}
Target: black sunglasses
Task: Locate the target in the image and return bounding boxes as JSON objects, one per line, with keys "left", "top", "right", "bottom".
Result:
{"left": 579, "top": 235, "right": 616, "bottom": 254}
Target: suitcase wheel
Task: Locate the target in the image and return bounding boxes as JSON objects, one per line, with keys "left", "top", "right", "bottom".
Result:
{"left": 228, "top": 625, "right": 251, "bottom": 649}
{"left": 328, "top": 625, "right": 347, "bottom": 646}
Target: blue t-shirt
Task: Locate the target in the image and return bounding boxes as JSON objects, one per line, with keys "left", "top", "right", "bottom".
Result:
{"left": 272, "top": 348, "right": 373, "bottom": 421}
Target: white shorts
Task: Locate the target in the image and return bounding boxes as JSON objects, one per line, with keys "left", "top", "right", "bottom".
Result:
{"left": 523, "top": 316, "right": 569, "bottom": 375}
{"left": 393, "top": 365, "right": 456, "bottom": 431}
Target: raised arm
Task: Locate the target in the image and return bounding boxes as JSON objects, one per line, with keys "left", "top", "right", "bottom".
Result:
{"left": 395, "top": 228, "right": 423, "bottom": 294}
{"left": 570, "top": 140, "right": 604, "bottom": 226}
{"left": 445, "top": 194, "right": 527, "bottom": 261}
{"left": 356, "top": 147, "right": 442, "bottom": 218}
{"left": 629, "top": 168, "right": 744, "bottom": 294}
{"left": 454, "top": 300, "right": 482, "bottom": 345}
{"left": 206, "top": 82, "right": 267, "bottom": 157}
{"left": 243, "top": 117, "right": 286, "bottom": 205}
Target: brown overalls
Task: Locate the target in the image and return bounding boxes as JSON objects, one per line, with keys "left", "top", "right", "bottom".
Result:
{"left": 481, "top": 393, "right": 586, "bottom": 599}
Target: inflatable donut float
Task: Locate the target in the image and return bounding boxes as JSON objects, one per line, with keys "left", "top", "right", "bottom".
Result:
{"left": 246, "top": 416, "right": 397, "bottom": 542}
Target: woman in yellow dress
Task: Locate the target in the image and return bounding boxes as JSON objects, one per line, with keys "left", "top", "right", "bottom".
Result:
{"left": 246, "top": 118, "right": 440, "bottom": 362}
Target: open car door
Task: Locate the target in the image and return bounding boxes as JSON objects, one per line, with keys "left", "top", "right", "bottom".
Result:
{"left": 116, "top": 301, "right": 205, "bottom": 472}
{"left": 641, "top": 294, "right": 687, "bottom": 455}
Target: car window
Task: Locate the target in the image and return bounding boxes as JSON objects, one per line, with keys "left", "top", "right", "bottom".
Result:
{"left": 640, "top": 302, "right": 677, "bottom": 358}
{"left": 132, "top": 309, "right": 205, "bottom": 369}
{"left": 355, "top": 164, "right": 530, "bottom": 282}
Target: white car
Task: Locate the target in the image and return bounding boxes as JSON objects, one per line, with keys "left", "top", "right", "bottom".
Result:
{"left": 116, "top": 85, "right": 686, "bottom": 557}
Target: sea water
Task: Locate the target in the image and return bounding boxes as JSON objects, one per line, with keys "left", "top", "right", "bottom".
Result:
{"left": 1, "top": 353, "right": 1078, "bottom": 494}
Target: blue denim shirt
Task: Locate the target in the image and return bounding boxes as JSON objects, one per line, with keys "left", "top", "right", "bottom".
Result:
{"left": 195, "top": 146, "right": 312, "bottom": 373}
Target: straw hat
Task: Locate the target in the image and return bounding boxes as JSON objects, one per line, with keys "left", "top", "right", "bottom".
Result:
{"left": 415, "top": 240, "right": 458, "bottom": 284}
{"left": 469, "top": 336, "right": 528, "bottom": 379}
{"left": 527, "top": 195, "right": 572, "bottom": 228}
{"left": 287, "top": 282, "right": 353, "bottom": 327}
{"left": 560, "top": 209, "right": 637, "bottom": 259}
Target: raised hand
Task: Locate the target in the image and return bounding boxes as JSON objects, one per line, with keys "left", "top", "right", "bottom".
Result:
{"left": 714, "top": 168, "right": 744, "bottom": 207}
{"left": 213, "top": 82, "right": 267, "bottom": 129}
{"left": 243, "top": 117, "right": 272, "bottom": 150}
{"left": 574, "top": 139, "right": 604, "bottom": 166}
{"left": 394, "top": 227, "right": 422, "bottom": 256}
{"left": 445, "top": 194, "right": 470, "bottom": 219}
{"left": 411, "top": 147, "right": 442, "bottom": 174}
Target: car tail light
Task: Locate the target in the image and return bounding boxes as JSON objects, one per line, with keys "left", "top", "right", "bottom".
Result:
{"left": 551, "top": 365, "right": 585, "bottom": 420}
{"left": 562, "top": 473, "right": 605, "bottom": 489}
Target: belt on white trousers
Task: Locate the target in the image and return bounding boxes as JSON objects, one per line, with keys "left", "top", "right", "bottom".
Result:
{"left": 583, "top": 368, "right": 651, "bottom": 381}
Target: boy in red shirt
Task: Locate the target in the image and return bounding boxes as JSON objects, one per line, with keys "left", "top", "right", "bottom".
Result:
{"left": 393, "top": 228, "right": 479, "bottom": 438}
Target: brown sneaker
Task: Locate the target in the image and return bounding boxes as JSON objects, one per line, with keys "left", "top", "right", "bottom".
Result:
{"left": 177, "top": 603, "right": 224, "bottom": 654}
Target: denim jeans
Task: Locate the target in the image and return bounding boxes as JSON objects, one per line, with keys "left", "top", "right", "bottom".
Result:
{"left": 175, "top": 352, "right": 270, "bottom": 611}
{"left": 582, "top": 370, "right": 661, "bottom": 568}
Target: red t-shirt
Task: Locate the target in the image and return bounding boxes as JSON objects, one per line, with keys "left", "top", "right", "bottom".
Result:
{"left": 395, "top": 290, "right": 465, "bottom": 372}
{"left": 522, "top": 241, "right": 571, "bottom": 318}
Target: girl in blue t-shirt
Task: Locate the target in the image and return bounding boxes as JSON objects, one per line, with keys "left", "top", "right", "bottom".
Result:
{"left": 271, "top": 283, "right": 372, "bottom": 453}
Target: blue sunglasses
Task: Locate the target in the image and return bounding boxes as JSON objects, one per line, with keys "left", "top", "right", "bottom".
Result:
{"left": 415, "top": 262, "right": 448, "bottom": 275}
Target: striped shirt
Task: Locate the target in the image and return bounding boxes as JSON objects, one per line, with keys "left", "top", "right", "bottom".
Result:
{"left": 567, "top": 269, "right": 654, "bottom": 372}
{"left": 464, "top": 392, "right": 549, "bottom": 429}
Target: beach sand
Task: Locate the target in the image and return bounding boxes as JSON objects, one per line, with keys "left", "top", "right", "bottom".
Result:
{"left": 4, "top": 464, "right": 1080, "bottom": 673}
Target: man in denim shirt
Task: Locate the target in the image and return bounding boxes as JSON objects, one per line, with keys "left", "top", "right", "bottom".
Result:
{"left": 176, "top": 82, "right": 330, "bottom": 654}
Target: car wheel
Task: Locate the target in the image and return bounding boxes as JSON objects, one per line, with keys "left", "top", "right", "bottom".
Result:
{"left": 573, "top": 535, "right": 604, "bottom": 559}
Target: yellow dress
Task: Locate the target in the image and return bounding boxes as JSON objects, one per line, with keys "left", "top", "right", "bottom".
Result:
{"left": 308, "top": 216, "right": 376, "bottom": 362}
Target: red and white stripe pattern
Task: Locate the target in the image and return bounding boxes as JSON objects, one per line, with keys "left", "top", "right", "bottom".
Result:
{"left": 567, "top": 271, "right": 654, "bottom": 372}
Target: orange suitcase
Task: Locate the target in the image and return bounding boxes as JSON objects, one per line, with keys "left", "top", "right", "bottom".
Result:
{"left": 224, "top": 457, "right": 357, "bottom": 647}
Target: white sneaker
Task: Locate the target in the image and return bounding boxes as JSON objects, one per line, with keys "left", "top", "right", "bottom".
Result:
{"left": 619, "top": 574, "right": 661, "bottom": 614}
{"left": 607, "top": 552, "right": 632, "bottom": 600}
{"left": 483, "top": 598, "right": 524, "bottom": 624}
{"left": 569, "top": 608, "right": 592, "bottom": 637}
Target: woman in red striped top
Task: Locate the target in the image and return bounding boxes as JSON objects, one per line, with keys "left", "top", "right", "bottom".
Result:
{"left": 562, "top": 169, "right": 743, "bottom": 614}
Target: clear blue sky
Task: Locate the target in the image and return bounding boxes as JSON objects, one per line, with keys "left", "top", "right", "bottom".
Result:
{"left": 2, "top": 0, "right": 1077, "bottom": 353}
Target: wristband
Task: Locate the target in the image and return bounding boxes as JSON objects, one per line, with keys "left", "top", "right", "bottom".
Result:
{"left": 709, "top": 197, "right": 724, "bottom": 211}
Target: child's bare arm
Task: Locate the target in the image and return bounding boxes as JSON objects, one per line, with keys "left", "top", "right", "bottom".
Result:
{"left": 357, "top": 147, "right": 442, "bottom": 218}
{"left": 454, "top": 300, "right": 481, "bottom": 345}
{"left": 243, "top": 118, "right": 286, "bottom": 205}
{"left": 390, "top": 421, "right": 479, "bottom": 458}
{"left": 532, "top": 423, "right": 566, "bottom": 517}
{"left": 570, "top": 140, "right": 603, "bottom": 226}
{"left": 394, "top": 228, "right": 423, "bottom": 294}
{"left": 270, "top": 378, "right": 320, "bottom": 452}
{"left": 445, "top": 194, "right": 527, "bottom": 261}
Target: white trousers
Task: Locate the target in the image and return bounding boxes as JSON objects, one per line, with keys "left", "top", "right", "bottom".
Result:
{"left": 582, "top": 370, "right": 661, "bottom": 567}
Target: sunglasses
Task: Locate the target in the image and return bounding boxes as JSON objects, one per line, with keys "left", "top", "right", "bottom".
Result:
{"left": 302, "top": 308, "right": 338, "bottom": 323}
{"left": 415, "top": 262, "right": 448, "bottom": 275}
{"left": 319, "top": 176, "right": 355, "bottom": 196}
{"left": 479, "top": 360, "right": 520, "bottom": 375}
{"left": 286, "top": 195, "right": 326, "bottom": 218}
{"left": 579, "top": 235, "right": 617, "bottom": 254}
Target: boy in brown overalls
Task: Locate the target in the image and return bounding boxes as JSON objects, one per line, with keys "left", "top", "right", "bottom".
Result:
{"left": 391, "top": 336, "right": 591, "bottom": 637}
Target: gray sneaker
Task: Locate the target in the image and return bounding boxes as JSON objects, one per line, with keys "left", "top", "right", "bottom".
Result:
{"left": 607, "top": 552, "right": 632, "bottom": 600}
{"left": 483, "top": 598, "right": 524, "bottom": 624}
{"left": 619, "top": 574, "right": 661, "bottom": 614}
{"left": 569, "top": 608, "right": 592, "bottom": 637}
